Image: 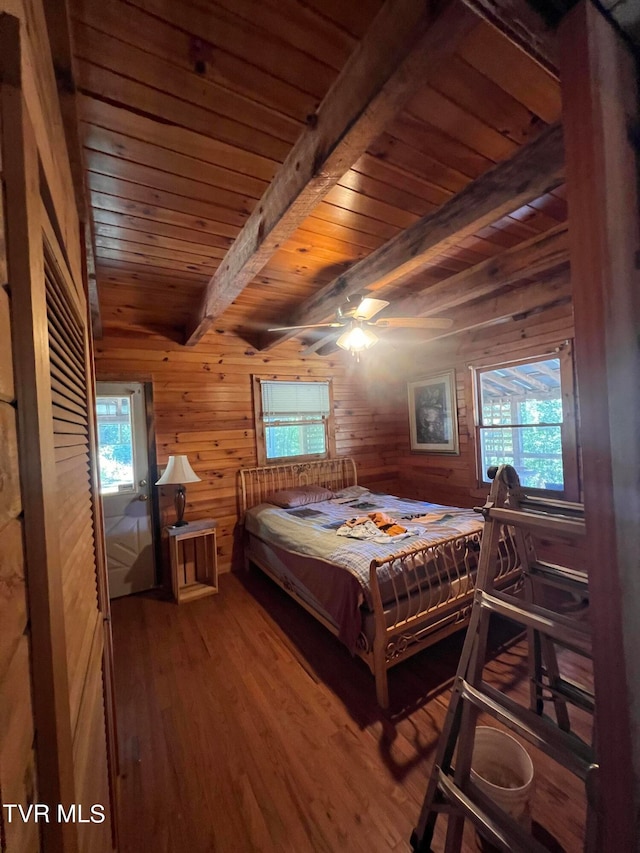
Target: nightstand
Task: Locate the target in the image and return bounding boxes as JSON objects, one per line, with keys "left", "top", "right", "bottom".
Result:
{"left": 166, "top": 519, "right": 218, "bottom": 603}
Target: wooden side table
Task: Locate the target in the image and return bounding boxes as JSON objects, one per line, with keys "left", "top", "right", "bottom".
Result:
{"left": 166, "top": 519, "right": 218, "bottom": 603}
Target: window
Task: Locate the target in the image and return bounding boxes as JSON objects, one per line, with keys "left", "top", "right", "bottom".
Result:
{"left": 253, "top": 378, "right": 335, "bottom": 465}
{"left": 96, "top": 394, "right": 135, "bottom": 494}
{"left": 474, "top": 348, "right": 578, "bottom": 497}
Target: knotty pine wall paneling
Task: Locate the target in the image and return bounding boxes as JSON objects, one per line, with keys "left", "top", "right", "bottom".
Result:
{"left": 95, "top": 331, "right": 406, "bottom": 575}
{"left": 395, "top": 302, "right": 577, "bottom": 506}
{"left": 0, "top": 114, "right": 39, "bottom": 853}
{"left": 394, "top": 303, "right": 584, "bottom": 569}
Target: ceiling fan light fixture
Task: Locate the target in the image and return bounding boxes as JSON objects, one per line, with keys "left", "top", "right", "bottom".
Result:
{"left": 336, "top": 324, "right": 378, "bottom": 354}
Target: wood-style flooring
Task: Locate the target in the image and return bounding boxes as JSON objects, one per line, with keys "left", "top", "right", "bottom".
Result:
{"left": 111, "top": 570, "right": 590, "bottom": 852}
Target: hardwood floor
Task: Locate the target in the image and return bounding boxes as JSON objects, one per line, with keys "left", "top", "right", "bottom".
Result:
{"left": 111, "top": 570, "right": 589, "bottom": 852}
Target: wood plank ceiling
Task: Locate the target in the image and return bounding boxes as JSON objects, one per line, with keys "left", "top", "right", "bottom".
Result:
{"left": 68, "top": 0, "right": 567, "bottom": 349}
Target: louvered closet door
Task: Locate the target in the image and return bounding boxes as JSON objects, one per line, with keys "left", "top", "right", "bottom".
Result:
{"left": 44, "top": 215, "right": 112, "bottom": 853}
{"left": 2, "top": 24, "right": 115, "bottom": 847}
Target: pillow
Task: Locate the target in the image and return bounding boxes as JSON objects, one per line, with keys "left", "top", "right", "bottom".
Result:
{"left": 269, "top": 485, "right": 334, "bottom": 508}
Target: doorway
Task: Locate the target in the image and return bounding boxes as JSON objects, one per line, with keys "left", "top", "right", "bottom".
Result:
{"left": 96, "top": 382, "right": 156, "bottom": 597}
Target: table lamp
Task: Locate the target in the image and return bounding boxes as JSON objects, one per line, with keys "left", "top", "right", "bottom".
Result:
{"left": 155, "top": 454, "right": 201, "bottom": 527}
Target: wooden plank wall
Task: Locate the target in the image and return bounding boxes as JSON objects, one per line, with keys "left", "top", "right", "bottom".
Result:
{"left": 394, "top": 302, "right": 577, "bottom": 507}
{"left": 394, "top": 303, "right": 584, "bottom": 569}
{"left": 95, "top": 329, "right": 406, "bottom": 575}
{"left": 95, "top": 303, "right": 580, "bottom": 578}
{"left": 0, "top": 116, "right": 39, "bottom": 853}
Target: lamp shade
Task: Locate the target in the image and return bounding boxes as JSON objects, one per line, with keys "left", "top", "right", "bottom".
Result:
{"left": 155, "top": 455, "right": 201, "bottom": 485}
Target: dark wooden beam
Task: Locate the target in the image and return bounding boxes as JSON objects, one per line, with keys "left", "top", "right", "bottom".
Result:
{"left": 302, "top": 230, "right": 568, "bottom": 359}
{"left": 311, "top": 265, "right": 570, "bottom": 356}
{"left": 264, "top": 122, "right": 564, "bottom": 351}
{"left": 184, "top": 0, "right": 479, "bottom": 346}
{"left": 386, "top": 221, "right": 568, "bottom": 322}
{"left": 560, "top": 3, "right": 640, "bottom": 849}
{"left": 460, "top": 0, "right": 559, "bottom": 75}
{"left": 301, "top": 332, "right": 337, "bottom": 356}
{"left": 406, "top": 265, "right": 571, "bottom": 343}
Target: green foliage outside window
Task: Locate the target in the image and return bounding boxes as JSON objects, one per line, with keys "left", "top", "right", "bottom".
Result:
{"left": 479, "top": 359, "right": 565, "bottom": 490}
{"left": 265, "top": 420, "right": 326, "bottom": 460}
{"left": 96, "top": 396, "right": 134, "bottom": 492}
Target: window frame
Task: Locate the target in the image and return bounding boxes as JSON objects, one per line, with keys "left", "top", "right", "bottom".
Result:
{"left": 95, "top": 391, "right": 137, "bottom": 496}
{"left": 472, "top": 343, "right": 579, "bottom": 501}
{"left": 252, "top": 376, "right": 336, "bottom": 467}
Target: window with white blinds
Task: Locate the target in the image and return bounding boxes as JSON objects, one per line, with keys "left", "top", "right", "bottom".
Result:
{"left": 257, "top": 379, "right": 333, "bottom": 462}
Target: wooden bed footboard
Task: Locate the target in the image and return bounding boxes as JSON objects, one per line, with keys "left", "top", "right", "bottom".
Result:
{"left": 245, "top": 524, "right": 521, "bottom": 710}
{"left": 239, "top": 458, "right": 522, "bottom": 709}
{"left": 365, "top": 526, "right": 521, "bottom": 708}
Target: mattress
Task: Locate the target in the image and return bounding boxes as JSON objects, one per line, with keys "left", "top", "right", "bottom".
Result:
{"left": 244, "top": 492, "right": 484, "bottom": 652}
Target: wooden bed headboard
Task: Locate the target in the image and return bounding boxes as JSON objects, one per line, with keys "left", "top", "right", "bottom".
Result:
{"left": 240, "top": 457, "right": 357, "bottom": 514}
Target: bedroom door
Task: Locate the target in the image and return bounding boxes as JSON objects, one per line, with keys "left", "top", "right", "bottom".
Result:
{"left": 96, "top": 382, "right": 156, "bottom": 597}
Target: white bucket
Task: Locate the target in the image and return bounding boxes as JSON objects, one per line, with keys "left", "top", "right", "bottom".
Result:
{"left": 470, "top": 726, "right": 534, "bottom": 822}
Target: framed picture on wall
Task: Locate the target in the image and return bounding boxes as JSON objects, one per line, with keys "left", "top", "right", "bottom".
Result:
{"left": 407, "top": 370, "right": 459, "bottom": 454}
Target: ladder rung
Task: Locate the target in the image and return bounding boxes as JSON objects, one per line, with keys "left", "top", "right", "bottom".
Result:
{"left": 415, "top": 468, "right": 595, "bottom": 852}
{"left": 478, "top": 589, "right": 592, "bottom": 658}
{"left": 437, "top": 771, "right": 550, "bottom": 853}
{"left": 527, "top": 560, "right": 589, "bottom": 593}
{"left": 459, "top": 679, "right": 595, "bottom": 779}
{"left": 536, "top": 673, "right": 595, "bottom": 714}
{"left": 486, "top": 506, "right": 586, "bottom": 538}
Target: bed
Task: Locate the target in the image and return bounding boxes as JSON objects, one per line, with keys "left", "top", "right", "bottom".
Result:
{"left": 240, "top": 457, "right": 521, "bottom": 708}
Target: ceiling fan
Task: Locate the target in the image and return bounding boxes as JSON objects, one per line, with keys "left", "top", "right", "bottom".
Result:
{"left": 268, "top": 294, "right": 453, "bottom": 356}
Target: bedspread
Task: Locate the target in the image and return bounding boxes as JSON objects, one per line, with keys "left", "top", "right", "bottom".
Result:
{"left": 245, "top": 492, "right": 483, "bottom": 598}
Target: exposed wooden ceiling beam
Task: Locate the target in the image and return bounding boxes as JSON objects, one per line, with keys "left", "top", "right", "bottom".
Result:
{"left": 265, "top": 123, "right": 564, "bottom": 350}
{"left": 301, "top": 333, "right": 336, "bottom": 356}
{"left": 384, "top": 220, "right": 568, "bottom": 320}
{"left": 314, "top": 265, "right": 570, "bottom": 356}
{"left": 184, "top": 0, "right": 480, "bottom": 346}
{"left": 300, "top": 223, "right": 568, "bottom": 355}
{"left": 415, "top": 266, "right": 571, "bottom": 342}
{"left": 460, "top": 0, "right": 559, "bottom": 76}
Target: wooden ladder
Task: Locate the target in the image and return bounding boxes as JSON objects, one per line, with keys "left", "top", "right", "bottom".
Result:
{"left": 410, "top": 464, "right": 597, "bottom": 853}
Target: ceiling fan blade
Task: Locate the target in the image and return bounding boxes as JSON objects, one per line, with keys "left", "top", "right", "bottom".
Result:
{"left": 372, "top": 316, "right": 453, "bottom": 330}
{"left": 267, "top": 322, "right": 342, "bottom": 332}
{"left": 353, "top": 297, "right": 389, "bottom": 321}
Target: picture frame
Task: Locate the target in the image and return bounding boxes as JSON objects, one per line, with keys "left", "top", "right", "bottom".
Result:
{"left": 407, "top": 370, "right": 459, "bottom": 454}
